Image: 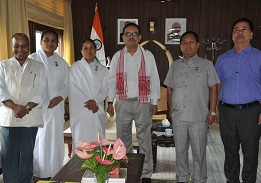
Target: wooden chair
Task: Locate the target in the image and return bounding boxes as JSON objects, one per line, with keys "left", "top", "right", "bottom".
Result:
{"left": 63, "top": 98, "right": 72, "bottom": 158}
{"left": 152, "top": 85, "right": 170, "bottom": 121}
{"left": 63, "top": 126, "right": 72, "bottom": 158}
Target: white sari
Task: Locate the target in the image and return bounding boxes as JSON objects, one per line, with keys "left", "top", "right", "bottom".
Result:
{"left": 69, "top": 58, "right": 108, "bottom": 148}
{"left": 29, "top": 48, "right": 69, "bottom": 178}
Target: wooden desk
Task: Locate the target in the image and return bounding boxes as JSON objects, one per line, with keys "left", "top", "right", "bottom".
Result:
{"left": 51, "top": 153, "right": 145, "bottom": 183}
{"left": 151, "top": 133, "right": 175, "bottom": 171}
{"left": 151, "top": 120, "right": 175, "bottom": 171}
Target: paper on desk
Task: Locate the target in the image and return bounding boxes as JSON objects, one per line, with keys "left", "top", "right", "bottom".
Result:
{"left": 162, "top": 119, "right": 170, "bottom": 126}
{"left": 153, "top": 131, "right": 165, "bottom": 136}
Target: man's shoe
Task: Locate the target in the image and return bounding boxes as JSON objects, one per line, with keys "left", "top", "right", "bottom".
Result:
{"left": 142, "top": 178, "right": 152, "bottom": 183}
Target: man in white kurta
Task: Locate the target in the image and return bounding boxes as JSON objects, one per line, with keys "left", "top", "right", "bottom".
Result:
{"left": 29, "top": 30, "right": 69, "bottom": 179}
{"left": 69, "top": 58, "right": 108, "bottom": 148}
{"left": 107, "top": 23, "right": 160, "bottom": 183}
{"left": 0, "top": 33, "right": 47, "bottom": 183}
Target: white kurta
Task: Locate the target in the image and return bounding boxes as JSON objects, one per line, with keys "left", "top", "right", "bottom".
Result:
{"left": 0, "top": 57, "right": 47, "bottom": 127}
{"left": 69, "top": 58, "right": 108, "bottom": 149}
{"left": 29, "top": 48, "right": 69, "bottom": 178}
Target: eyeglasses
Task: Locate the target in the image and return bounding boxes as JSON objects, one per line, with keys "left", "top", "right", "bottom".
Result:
{"left": 124, "top": 32, "right": 140, "bottom": 37}
{"left": 233, "top": 27, "right": 250, "bottom": 34}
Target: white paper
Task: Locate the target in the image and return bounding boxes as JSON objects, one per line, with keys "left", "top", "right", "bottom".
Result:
{"left": 162, "top": 119, "right": 170, "bottom": 126}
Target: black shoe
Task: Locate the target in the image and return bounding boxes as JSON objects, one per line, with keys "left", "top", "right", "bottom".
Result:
{"left": 142, "top": 178, "right": 151, "bottom": 183}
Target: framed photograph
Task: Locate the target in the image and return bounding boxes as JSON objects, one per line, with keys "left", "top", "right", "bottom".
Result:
{"left": 117, "top": 19, "right": 138, "bottom": 44}
{"left": 165, "top": 18, "right": 187, "bottom": 44}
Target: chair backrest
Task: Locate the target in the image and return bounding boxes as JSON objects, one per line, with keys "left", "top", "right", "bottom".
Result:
{"left": 153, "top": 86, "right": 168, "bottom": 120}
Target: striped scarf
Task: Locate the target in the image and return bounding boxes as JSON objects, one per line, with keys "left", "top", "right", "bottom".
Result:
{"left": 116, "top": 47, "right": 150, "bottom": 103}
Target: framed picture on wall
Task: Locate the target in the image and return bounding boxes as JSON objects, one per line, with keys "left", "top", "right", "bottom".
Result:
{"left": 117, "top": 19, "right": 138, "bottom": 44}
{"left": 165, "top": 18, "right": 186, "bottom": 44}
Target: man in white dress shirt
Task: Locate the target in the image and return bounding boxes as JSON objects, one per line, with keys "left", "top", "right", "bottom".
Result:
{"left": 0, "top": 33, "right": 47, "bottom": 183}
{"left": 107, "top": 23, "right": 160, "bottom": 183}
{"left": 30, "top": 29, "right": 69, "bottom": 181}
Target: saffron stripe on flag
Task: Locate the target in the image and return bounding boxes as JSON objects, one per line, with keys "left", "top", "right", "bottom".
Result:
{"left": 91, "top": 4, "right": 106, "bottom": 66}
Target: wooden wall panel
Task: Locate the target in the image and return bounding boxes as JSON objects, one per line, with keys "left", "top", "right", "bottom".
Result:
{"left": 72, "top": 0, "right": 261, "bottom": 82}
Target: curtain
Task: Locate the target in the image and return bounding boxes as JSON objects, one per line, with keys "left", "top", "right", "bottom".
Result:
{"left": 0, "top": 0, "right": 8, "bottom": 60}
{"left": 0, "top": 0, "right": 29, "bottom": 60}
{"left": 63, "top": 0, "right": 75, "bottom": 66}
{"left": 27, "top": 0, "right": 64, "bottom": 29}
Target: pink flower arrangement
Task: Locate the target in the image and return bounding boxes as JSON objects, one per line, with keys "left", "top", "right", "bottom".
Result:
{"left": 73, "top": 138, "right": 128, "bottom": 179}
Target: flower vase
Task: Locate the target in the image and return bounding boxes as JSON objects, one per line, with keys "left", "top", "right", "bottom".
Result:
{"left": 94, "top": 172, "right": 109, "bottom": 183}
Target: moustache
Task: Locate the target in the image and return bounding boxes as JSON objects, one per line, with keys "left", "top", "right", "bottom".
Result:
{"left": 236, "top": 35, "right": 244, "bottom": 39}
{"left": 128, "top": 38, "right": 136, "bottom": 41}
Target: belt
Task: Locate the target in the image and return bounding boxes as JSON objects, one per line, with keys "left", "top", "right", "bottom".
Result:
{"left": 219, "top": 101, "right": 260, "bottom": 109}
{"left": 125, "top": 97, "right": 138, "bottom": 101}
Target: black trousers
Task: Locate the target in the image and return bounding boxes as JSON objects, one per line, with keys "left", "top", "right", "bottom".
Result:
{"left": 219, "top": 104, "right": 261, "bottom": 183}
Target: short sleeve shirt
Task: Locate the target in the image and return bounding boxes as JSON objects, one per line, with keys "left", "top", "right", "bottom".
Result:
{"left": 164, "top": 55, "right": 220, "bottom": 123}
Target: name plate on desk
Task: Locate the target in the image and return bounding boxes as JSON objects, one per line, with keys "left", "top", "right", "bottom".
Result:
{"left": 81, "top": 168, "right": 127, "bottom": 183}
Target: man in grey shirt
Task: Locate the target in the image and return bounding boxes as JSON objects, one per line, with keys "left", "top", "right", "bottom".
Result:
{"left": 164, "top": 31, "right": 220, "bottom": 183}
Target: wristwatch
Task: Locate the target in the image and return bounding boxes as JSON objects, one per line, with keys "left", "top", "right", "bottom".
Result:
{"left": 210, "top": 111, "right": 216, "bottom": 116}
{"left": 25, "top": 105, "right": 32, "bottom": 111}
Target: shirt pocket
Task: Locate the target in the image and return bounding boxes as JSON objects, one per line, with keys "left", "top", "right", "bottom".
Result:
{"left": 23, "top": 69, "right": 41, "bottom": 89}
{"left": 191, "top": 72, "right": 208, "bottom": 87}
{"left": 221, "top": 70, "right": 236, "bottom": 81}
{"left": 172, "top": 72, "right": 183, "bottom": 88}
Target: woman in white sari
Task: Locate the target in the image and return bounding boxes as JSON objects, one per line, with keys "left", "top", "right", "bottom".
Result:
{"left": 69, "top": 38, "right": 108, "bottom": 148}
{"left": 30, "top": 29, "right": 69, "bottom": 181}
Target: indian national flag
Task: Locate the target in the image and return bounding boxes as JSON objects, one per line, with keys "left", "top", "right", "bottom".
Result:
{"left": 91, "top": 4, "right": 106, "bottom": 66}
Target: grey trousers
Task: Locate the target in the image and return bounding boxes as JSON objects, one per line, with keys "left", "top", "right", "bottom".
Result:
{"left": 172, "top": 119, "right": 208, "bottom": 183}
{"left": 115, "top": 99, "right": 153, "bottom": 178}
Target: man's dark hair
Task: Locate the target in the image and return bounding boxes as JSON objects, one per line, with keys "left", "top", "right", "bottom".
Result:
{"left": 180, "top": 31, "right": 199, "bottom": 44}
{"left": 41, "top": 29, "right": 59, "bottom": 42}
{"left": 12, "top": 33, "right": 30, "bottom": 45}
{"left": 232, "top": 18, "right": 254, "bottom": 32}
{"left": 80, "top": 38, "right": 96, "bottom": 50}
{"left": 122, "top": 22, "right": 141, "bottom": 34}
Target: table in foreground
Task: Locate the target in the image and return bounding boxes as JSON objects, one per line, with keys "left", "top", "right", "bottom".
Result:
{"left": 51, "top": 153, "right": 145, "bottom": 183}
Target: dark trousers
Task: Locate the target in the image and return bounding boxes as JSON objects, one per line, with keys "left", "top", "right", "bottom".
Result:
{"left": 219, "top": 104, "right": 261, "bottom": 183}
{"left": 1, "top": 127, "right": 38, "bottom": 183}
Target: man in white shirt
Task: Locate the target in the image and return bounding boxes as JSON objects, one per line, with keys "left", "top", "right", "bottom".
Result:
{"left": 0, "top": 33, "right": 47, "bottom": 183}
{"left": 107, "top": 23, "right": 160, "bottom": 183}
